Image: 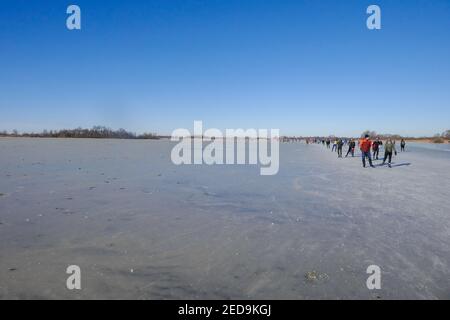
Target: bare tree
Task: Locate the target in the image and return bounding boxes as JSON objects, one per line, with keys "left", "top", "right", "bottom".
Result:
{"left": 361, "top": 130, "right": 377, "bottom": 138}
{"left": 442, "top": 130, "right": 450, "bottom": 139}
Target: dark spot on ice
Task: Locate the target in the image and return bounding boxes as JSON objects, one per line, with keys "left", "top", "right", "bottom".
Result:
{"left": 0, "top": 193, "right": 4, "bottom": 197}
{"left": 304, "top": 271, "right": 329, "bottom": 283}
{"left": 8, "top": 268, "right": 17, "bottom": 272}
{"left": 305, "top": 271, "right": 318, "bottom": 282}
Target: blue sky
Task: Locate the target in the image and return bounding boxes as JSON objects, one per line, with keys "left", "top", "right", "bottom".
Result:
{"left": 1, "top": 0, "right": 449, "bottom": 136}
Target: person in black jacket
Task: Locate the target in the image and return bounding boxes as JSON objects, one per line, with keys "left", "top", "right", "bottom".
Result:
{"left": 346, "top": 139, "right": 356, "bottom": 157}
{"left": 372, "top": 139, "right": 383, "bottom": 160}
{"left": 400, "top": 139, "right": 406, "bottom": 152}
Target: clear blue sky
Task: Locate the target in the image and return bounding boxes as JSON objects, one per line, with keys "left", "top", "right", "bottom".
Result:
{"left": 1, "top": 0, "right": 449, "bottom": 136}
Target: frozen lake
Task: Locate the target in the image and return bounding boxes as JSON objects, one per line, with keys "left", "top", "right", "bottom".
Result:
{"left": 0, "top": 138, "right": 449, "bottom": 299}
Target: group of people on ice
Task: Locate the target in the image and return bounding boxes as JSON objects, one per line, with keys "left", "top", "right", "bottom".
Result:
{"left": 309, "top": 136, "right": 407, "bottom": 168}
{"left": 357, "top": 135, "right": 405, "bottom": 168}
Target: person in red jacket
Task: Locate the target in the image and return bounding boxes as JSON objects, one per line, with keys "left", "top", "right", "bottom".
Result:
{"left": 360, "top": 135, "right": 375, "bottom": 168}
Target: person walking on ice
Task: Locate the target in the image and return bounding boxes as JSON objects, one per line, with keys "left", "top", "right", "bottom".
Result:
{"left": 360, "top": 134, "right": 375, "bottom": 168}
{"left": 337, "top": 139, "right": 344, "bottom": 158}
{"left": 372, "top": 138, "right": 382, "bottom": 160}
{"left": 400, "top": 139, "right": 406, "bottom": 152}
{"left": 382, "top": 139, "right": 397, "bottom": 168}
{"left": 346, "top": 139, "right": 356, "bottom": 157}
{"left": 332, "top": 139, "right": 338, "bottom": 152}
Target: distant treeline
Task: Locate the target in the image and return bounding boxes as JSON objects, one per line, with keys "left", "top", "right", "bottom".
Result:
{"left": 0, "top": 126, "right": 163, "bottom": 140}
{"left": 361, "top": 130, "right": 450, "bottom": 140}
{"left": 359, "top": 130, "right": 450, "bottom": 143}
{"left": 1, "top": 127, "right": 449, "bottom": 143}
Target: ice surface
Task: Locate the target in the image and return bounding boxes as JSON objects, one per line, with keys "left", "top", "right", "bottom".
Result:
{"left": 0, "top": 138, "right": 449, "bottom": 299}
